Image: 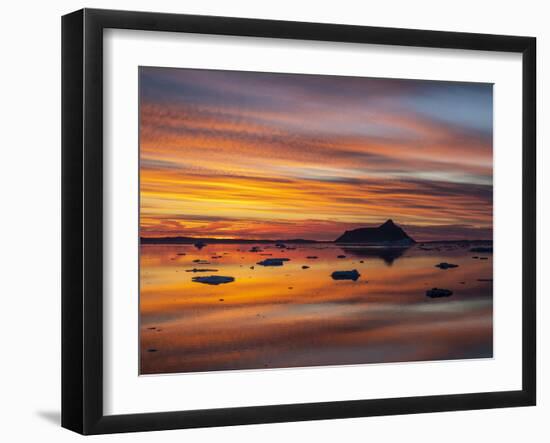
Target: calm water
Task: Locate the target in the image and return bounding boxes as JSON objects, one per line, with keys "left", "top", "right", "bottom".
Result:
{"left": 140, "top": 243, "right": 493, "bottom": 374}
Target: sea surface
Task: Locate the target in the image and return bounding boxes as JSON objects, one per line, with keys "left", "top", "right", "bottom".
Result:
{"left": 140, "top": 242, "right": 493, "bottom": 374}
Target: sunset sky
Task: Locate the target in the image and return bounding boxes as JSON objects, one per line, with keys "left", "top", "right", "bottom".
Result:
{"left": 139, "top": 67, "right": 493, "bottom": 242}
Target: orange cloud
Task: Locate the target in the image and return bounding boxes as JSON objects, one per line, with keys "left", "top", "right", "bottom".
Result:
{"left": 139, "top": 69, "right": 492, "bottom": 241}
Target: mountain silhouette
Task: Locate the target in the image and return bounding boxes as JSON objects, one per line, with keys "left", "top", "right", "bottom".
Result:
{"left": 335, "top": 220, "right": 415, "bottom": 245}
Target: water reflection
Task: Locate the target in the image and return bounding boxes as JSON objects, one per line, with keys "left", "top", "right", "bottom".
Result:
{"left": 340, "top": 246, "right": 409, "bottom": 265}
{"left": 140, "top": 242, "right": 493, "bottom": 374}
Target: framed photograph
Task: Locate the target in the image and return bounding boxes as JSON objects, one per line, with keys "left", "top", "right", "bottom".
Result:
{"left": 62, "top": 8, "right": 536, "bottom": 435}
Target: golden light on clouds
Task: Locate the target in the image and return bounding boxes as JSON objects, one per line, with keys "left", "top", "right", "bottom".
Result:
{"left": 140, "top": 67, "right": 493, "bottom": 241}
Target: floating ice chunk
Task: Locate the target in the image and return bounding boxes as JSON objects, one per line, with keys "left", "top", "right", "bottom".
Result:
{"left": 331, "top": 270, "right": 360, "bottom": 281}
{"left": 435, "top": 262, "right": 459, "bottom": 269}
{"left": 192, "top": 275, "right": 235, "bottom": 285}
{"left": 426, "top": 288, "right": 453, "bottom": 298}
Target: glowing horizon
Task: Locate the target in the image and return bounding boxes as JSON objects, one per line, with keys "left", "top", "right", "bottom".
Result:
{"left": 139, "top": 67, "right": 493, "bottom": 242}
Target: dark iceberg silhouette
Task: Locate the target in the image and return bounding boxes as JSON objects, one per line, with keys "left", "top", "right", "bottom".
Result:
{"left": 435, "top": 262, "right": 459, "bottom": 269}
{"left": 335, "top": 219, "right": 415, "bottom": 245}
{"left": 256, "top": 258, "right": 290, "bottom": 267}
{"left": 192, "top": 276, "right": 235, "bottom": 285}
{"left": 331, "top": 270, "right": 361, "bottom": 281}
{"left": 426, "top": 288, "right": 453, "bottom": 298}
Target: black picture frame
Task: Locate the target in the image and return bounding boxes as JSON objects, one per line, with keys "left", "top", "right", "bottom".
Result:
{"left": 62, "top": 8, "right": 536, "bottom": 435}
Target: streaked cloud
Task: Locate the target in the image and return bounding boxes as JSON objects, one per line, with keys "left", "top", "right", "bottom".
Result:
{"left": 140, "top": 67, "right": 493, "bottom": 241}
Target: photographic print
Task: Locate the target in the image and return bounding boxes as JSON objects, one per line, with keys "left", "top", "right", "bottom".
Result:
{"left": 139, "top": 67, "right": 493, "bottom": 375}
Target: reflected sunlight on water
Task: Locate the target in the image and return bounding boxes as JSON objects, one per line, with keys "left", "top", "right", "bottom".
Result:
{"left": 140, "top": 243, "right": 493, "bottom": 374}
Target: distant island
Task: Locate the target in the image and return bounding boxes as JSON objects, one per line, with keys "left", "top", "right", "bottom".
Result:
{"left": 139, "top": 236, "right": 319, "bottom": 245}
{"left": 140, "top": 219, "right": 491, "bottom": 246}
{"left": 335, "top": 219, "right": 415, "bottom": 246}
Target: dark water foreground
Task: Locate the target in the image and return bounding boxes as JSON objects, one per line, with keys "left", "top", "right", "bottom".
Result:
{"left": 140, "top": 242, "right": 493, "bottom": 374}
